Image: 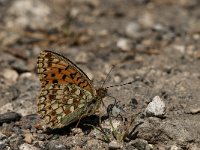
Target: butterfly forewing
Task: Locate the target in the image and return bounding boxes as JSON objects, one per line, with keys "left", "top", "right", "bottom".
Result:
{"left": 37, "top": 50, "right": 95, "bottom": 94}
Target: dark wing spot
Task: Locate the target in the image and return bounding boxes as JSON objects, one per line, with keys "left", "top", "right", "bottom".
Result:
{"left": 53, "top": 79, "right": 58, "bottom": 84}
{"left": 79, "top": 91, "right": 84, "bottom": 97}
{"left": 62, "top": 74, "right": 67, "bottom": 80}
{"left": 77, "top": 76, "right": 81, "bottom": 81}
{"left": 42, "top": 81, "right": 49, "bottom": 86}
{"left": 78, "top": 80, "right": 85, "bottom": 86}
{"left": 65, "top": 65, "right": 70, "bottom": 70}
{"left": 70, "top": 72, "right": 77, "bottom": 79}
{"left": 71, "top": 88, "right": 76, "bottom": 93}
{"left": 51, "top": 111, "right": 56, "bottom": 116}
{"left": 49, "top": 94, "right": 56, "bottom": 99}
{"left": 43, "top": 74, "right": 48, "bottom": 78}
{"left": 58, "top": 68, "right": 62, "bottom": 73}
{"left": 80, "top": 80, "right": 88, "bottom": 88}
{"left": 47, "top": 61, "right": 52, "bottom": 67}
{"left": 51, "top": 73, "right": 55, "bottom": 77}
{"left": 82, "top": 84, "right": 88, "bottom": 88}
{"left": 78, "top": 81, "right": 82, "bottom": 86}
{"left": 52, "top": 90, "right": 57, "bottom": 94}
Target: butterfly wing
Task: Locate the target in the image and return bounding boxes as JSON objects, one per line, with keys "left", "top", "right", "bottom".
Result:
{"left": 37, "top": 50, "right": 95, "bottom": 94}
{"left": 37, "top": 50, "right": 97, "bottom": 128}
{"left": 38, "top": 83, "right": 94, "bottom": 128}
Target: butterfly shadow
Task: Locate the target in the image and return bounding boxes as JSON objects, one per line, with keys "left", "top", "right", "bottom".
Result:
{"left": 44, "top": 115, "right": 105, "bottom": 136}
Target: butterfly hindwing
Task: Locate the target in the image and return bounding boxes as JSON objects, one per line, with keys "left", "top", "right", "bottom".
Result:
{"left": 37, "top": 83, "right": 94, "bottom": 128}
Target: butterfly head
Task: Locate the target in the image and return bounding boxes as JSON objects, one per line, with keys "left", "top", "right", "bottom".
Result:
{"left": 96, "top": 88, "right": 107, "bottom": 99}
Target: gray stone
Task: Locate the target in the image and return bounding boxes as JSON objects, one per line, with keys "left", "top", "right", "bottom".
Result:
{"left": 0, "top": 112, "right": 22, "bottom": 125}
{"left": 0, "top": 132, "right": 9, "bottom": 150}
{"left": 48, "top": 143, "right": 67, "bottom": 150}
{"left": 19, "top": 143, "right": 39, "bottom": 150}
{"left": 109, "top": 140, "right": 123, "bottom": 149}
{"left": 125, "top": 21, "right": 140, "bottom": 38}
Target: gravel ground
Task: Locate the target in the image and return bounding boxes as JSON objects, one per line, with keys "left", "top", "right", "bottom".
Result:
{"left": 0, "top": 0, "right": 200, "bottom": 149}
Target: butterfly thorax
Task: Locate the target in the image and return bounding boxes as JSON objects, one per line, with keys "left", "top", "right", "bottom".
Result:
{"left": 85, "top": 87, "right": 107, "bottom": 116}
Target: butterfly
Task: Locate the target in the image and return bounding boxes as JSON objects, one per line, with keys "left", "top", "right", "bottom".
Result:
{"left": 37, "top": 50, "right": 107, "bottom": 129}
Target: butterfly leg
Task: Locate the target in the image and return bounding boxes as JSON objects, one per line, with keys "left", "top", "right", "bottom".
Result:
{"left": 75, "top": 114, "right": 84, "bottom": 128}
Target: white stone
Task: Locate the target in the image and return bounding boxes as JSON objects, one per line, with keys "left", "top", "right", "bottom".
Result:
{"left": 145, "top": 96, "right": 166, "bottom": 117}
{"left": 20, "top": 72, "right": 33, "bottom": 78}
{"left": 170, "top": 145, "right": 182, "bottom": 150}
{"left": 3, "top": 69, "right": 19, "bottom": 83}
{"left": 116, "top": 38, "right": 131, "bottom": 51}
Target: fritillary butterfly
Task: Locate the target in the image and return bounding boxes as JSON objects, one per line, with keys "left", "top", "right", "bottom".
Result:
{"left": 37, "top": 50, "right": 107, "bottom": 129}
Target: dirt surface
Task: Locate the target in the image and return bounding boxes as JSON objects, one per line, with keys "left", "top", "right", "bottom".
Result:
{"left": 0, "top": 0, "right": 200, "bottom": 149}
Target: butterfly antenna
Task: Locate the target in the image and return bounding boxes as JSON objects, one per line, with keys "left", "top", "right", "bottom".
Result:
{"left": 101, "top": 65, "right": 116, "bottom": 88}
{"left": 105, "top": 80, "right": 134, "bottom": 89}
{"left": 106, "top": 68, "right": 153, "bottom": 89}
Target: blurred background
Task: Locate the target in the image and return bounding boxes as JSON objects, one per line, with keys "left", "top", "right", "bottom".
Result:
{"left": 0, "top": 0, "right": 200, "bottom": 149}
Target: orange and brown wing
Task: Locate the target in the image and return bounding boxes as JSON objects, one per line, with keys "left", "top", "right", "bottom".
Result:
{"left": 37, "top": 50, "right": 95, "bottom": 94}
{"left": 38, "top": 83, "right": 94, "bottom": 128}
{"left": 37, "top": 50, "right": 97, "bottom": 128}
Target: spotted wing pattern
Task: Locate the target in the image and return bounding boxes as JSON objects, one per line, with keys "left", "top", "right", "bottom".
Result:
{"left": 37, "top": 50, "right": 104, "bottom": 128}
{"left": 37, "top": 50, "right": 95, "bottom": 94}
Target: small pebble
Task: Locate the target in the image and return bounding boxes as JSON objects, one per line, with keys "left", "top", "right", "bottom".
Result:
{"left": 48, "top": 143, "right": 66, "bottom": 150}
{"left": 24, "top": 132, "right": 34, "bottom": 144}
{"left": 131, "top": 139, "right": 151, "bottom": 150}
{"left": 173, "top": 45, "right": 185, "bottom": 53}
{"left": 19, "top": 72, "right": 33, "bottom": 79}
{"left": 87, "top": 139, "right": 100, "bottom": 147}
{"left": 116, "top": 38, "right": 132, "bottom": 51}
{"left": 125, "top": 21, "right": 140, "bottom": 37}
{"left": 109, "top": 140, "right": 123, "bottom": 149}
{"left": 12, "top": 126, "right": 22, "bottom": 134}
{"left": 189, "top": 107, "right": 200, "bottom": 114}
{"left": 75, "top": 51, "right": 88, "bottom": 63}
{"left": 2, "top": 69, "right": 19, "bottom": 83}
{"left": 71, "top": 128, "right": 83, "bottom": 136}
{"left": 70, "top": 8, "right": 79, "bottom": 18}
{"left": 19, "top": 143, "right": 39, "bottom": 150}
{"left": 98, "top": 29, "right": 108, "bottom": 36}
{"left": 170, "top": 145, "right": 182, "bottom": 150}
{"left": 35, "top": 133, "right": 45, "bottom": 141}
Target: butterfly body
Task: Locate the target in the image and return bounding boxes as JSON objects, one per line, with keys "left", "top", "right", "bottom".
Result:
{"left": 37, "top": 50, "right": 107, "bottom": 128}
